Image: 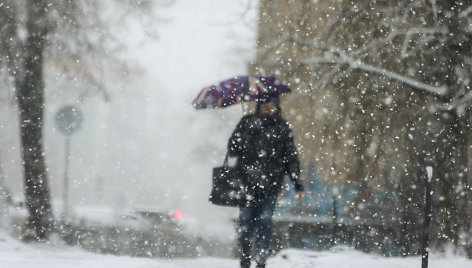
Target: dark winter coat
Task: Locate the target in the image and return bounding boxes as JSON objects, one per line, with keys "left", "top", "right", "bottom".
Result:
{"left": 227, "top": 113, "right": 304, "bottom": 199}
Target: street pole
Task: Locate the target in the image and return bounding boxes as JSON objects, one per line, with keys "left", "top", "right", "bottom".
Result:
{"left": 332, "top": 193, "right": 338, "bottom": 245}
{"left": 62, "top": 136, "right": 71, "bottom": 223}
{"left": 55, "top": 105, "right": 83, "bottom": 225}
{"left": 421, "top": 166, "right": 433, "bottom": 268}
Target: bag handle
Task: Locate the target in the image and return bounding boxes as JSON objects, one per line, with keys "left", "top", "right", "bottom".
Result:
{"left": 223, "top": 152, "right": 229, "bottom": 167}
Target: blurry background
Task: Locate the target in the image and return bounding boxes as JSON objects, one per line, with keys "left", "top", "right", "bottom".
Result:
{"left": 0, "top": 0, "right": 257, "bottom": 239}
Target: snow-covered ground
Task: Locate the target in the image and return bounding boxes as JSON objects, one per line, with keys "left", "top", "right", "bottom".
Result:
{"left": 1, "top": 231, "right": 471, "bottom": 268}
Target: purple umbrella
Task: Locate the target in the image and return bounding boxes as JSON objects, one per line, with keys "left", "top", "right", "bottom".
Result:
{"left": 192, "top": 75, "right": 291, "bottom": 109}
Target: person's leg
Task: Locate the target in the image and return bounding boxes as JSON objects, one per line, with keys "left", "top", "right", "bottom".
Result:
{"left": 239, "top": 205, "right": 256, "bottom": 268}
{"left": 254, "top": 194, "right": 277, "bottom": 268}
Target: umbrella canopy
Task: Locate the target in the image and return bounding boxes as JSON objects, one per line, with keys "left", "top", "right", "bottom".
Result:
{"left": 192, "top": 75, "right": 290, "bottom": 109}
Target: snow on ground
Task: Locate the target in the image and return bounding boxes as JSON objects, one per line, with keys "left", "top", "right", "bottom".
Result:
{"left": 1, "top": 231, "right": 471, "bottom": 268}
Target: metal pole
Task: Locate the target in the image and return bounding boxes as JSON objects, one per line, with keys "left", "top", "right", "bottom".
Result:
{"left": 421, "top": 166, "right": 433, "bottom": 268}
{"left": 332, "top": 193, "right": 338, "bottom": 245}
{"left": 62, "top": 136, "right": 71, "bottom": 223}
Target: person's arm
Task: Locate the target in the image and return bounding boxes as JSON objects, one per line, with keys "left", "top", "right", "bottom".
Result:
{"left": 284, "top": 125, "right": 304, "bottom": 199}
{"left": 227, "top": 117, "right": 247, "bottom": 157}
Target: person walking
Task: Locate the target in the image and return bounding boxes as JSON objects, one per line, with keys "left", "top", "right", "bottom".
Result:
{"left": 227, "top": 93, "right": 304, "bottom": 268}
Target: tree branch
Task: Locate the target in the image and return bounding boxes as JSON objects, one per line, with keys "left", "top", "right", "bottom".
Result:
{"left": 436, "top": 89, "right": 472, "bottom": 114}
{"left": 300, "top": 56, "right": 447, "bottom": 96}
{"left": 350, "top": 27, "right": 448, "bottom": 57}
{"left": 459, "top": 5, "right": 472, "bottom": 18}
{"left": 401, "top": 27, "right": 448, "bottom": 58}
{"left": 268, "top": 35, "right": 449, "bottom": 96}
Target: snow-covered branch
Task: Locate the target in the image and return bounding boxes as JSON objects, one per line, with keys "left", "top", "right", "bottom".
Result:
{"left": 255, "top": 32, "right": 292, "bottom": 62}
{"left": 300, "top": 54, "right": 448, "bottom": 97}
{"left": 258, "top": 34, "right": 448, "bottom": 97}
{"left": 459, "top": 5, "right": 472, "bottom": 18}
{"left": 289, "top": 36, "right": 448, "bottom": 96}
{"left": 436, "top": 89, "right": 472, "bottom": 114}
{"left": 311, "top": 64, "right": 344, "bottom": 91}
{"left": 288, "top": 37, "right": 347, "bottom": 57}
{"left": 352, "top": 27, "right": 448, "bottom": 57}
{"left": 343, "top": 59, "right": 448, "bottom": 96}
{"left": 401, "top": 27, "right": 447, "bottom": 57}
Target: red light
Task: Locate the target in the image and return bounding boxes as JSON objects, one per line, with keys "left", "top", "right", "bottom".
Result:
{"left": 173, "top": 209, "right": 183, "bottom": 220}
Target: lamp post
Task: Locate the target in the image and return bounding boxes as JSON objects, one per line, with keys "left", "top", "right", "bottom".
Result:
{"left": 55, "top": 105, "right": 83, "bottom": 223}
{"left": 421, "top": 166, "right": 433, "bottom": 268}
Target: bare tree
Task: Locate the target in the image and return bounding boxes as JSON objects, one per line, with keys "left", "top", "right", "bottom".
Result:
{"left": 0, "top": 0, "right": 55, "bottom": 241}
{"left": 0, "top": 0, "right": 162, "bottom": 241}
{"left": 252, "top": 0, "right": 472, "bottom": 251}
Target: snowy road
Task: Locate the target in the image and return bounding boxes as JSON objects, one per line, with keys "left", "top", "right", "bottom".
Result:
{"left": 1, "top": 232, "right": 471, "bottom": 268}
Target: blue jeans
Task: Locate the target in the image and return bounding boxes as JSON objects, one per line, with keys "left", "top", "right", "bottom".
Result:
{"left": 238, "top": 194, "right": 277, "bottom": 267}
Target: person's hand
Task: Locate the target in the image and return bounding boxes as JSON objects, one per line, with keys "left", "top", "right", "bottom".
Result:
{"left": 296, "top": 191, "right": 304, "bottom": 201}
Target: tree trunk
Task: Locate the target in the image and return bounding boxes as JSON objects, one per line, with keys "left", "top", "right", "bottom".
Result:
{"left": 15, "top": 0, "right": 53, "bottom": 241}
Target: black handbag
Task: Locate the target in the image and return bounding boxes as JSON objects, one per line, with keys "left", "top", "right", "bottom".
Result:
{"left": 209, "top": 154, "right": 247, "bottom": 207}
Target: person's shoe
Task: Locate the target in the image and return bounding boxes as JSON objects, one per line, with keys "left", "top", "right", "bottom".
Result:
{"left": 256, "top": 263, "right": 266, "bottom": 268}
